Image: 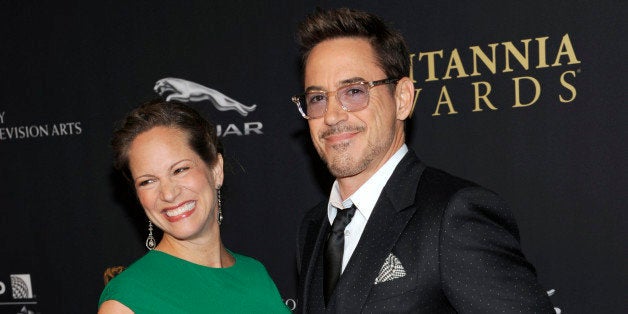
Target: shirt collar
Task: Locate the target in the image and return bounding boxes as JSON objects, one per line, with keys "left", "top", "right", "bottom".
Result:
{"left": 328, "top": 144, "right": 409, "bottom": 223}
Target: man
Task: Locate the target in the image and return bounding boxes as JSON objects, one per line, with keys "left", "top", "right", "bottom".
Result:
{"left": 292, "top": 8, "right": 554, "bottom": 313}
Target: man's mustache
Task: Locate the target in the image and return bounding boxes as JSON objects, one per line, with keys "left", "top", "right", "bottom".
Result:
{"left": 319, "top": 124, "right": 366, "bottom": 139}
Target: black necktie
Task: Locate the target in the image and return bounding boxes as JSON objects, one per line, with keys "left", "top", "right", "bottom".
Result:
{"left": 324, "top": 204, "right": 357, "bottom": 305}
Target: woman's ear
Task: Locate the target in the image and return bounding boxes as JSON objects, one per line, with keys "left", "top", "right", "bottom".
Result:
{"left": 212, "top": 154, "right": 224, "bottom": 188}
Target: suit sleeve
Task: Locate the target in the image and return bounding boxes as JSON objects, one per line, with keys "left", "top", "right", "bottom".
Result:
{"left": 439, "top": 186, "right": 554, "bottom": 313}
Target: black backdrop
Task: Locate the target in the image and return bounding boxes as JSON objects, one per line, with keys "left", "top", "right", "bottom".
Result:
{"left": 0, "top": 1, "right": 625, "bottom": 313}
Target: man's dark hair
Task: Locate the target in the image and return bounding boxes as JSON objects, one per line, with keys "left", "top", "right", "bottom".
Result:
{"left": 296, "top": 7, "right": 410, "bottom": 80}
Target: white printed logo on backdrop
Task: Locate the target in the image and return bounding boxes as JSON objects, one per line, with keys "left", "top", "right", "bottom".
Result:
{"left": 10, "top": 275, "right": 33, "bottom": 299}
{"left": 0, "top": 274, "right": 38, "bottom": 312}
{"left": 0, "top": 110, "right": 82, "bottom": 141}
{"left": 154, "top": 78, "right": 263, "bottom": 137}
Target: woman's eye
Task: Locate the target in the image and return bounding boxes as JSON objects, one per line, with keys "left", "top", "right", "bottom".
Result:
{"left": 138, "top": 179, "right": 155, "bottom": 187}
{"left": 174, "top": 167, "right": 190, "bottom": 175}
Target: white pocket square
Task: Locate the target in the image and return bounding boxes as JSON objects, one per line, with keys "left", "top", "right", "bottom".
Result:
{"left": 374, "top": 253, "right": 406, "bottom": 284}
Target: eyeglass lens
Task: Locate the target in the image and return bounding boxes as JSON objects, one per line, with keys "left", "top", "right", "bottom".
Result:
{"left": 305, "top": 83, "right": 369, "bottom": 118}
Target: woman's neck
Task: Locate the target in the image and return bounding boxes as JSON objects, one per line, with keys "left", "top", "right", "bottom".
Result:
{"left": 155, "top": 235, "right": 235, "bottom": 268}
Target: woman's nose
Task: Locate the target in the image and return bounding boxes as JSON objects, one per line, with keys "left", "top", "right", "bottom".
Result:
{"left": 159, "top": 179, "right": 181, "bottom": 202}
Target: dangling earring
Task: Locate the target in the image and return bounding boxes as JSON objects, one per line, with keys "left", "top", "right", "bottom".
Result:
{"left": 217, "top": 188, "right": 224, "bottom": 226}
{"left": 146, "top": 221, "right": 156, "bottom": 250}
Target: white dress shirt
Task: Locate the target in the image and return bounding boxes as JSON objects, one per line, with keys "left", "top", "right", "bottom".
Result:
{"left": 327, "top": 144, "right": 409, "bottom": 273}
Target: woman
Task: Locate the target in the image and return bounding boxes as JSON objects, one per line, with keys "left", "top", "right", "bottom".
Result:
{"left": 99, "top": 100, "right": 289, "bottom": 313}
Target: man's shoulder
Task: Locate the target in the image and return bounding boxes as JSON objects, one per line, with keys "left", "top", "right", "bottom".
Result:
{"left": 407, "top": 164, "right": 500, "bottom": 209}
{"left": 296, "top": 199, "right": 329, "bottom": 245}
{"left": 416, "top": 166, "right": 510, "bottom": 221}
{"left": 396, "top": 149, "right": 479, "bottom": 190}
{"left": 419, "top": 166, "right": 479, "bottom": 190}
{"left": 301, "top": 199, "right": 327, "bottom": 224}
{"left": 388, "top": 149, "right": 479, "bottom": 193}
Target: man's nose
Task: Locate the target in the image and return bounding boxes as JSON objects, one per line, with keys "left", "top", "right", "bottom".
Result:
{"left": 323, "top": 95, "right": 348, "bottom": 125}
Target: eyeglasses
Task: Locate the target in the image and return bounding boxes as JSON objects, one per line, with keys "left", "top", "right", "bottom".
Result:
{"left": 291, "top": 78, "right": 400, "bottom": 119}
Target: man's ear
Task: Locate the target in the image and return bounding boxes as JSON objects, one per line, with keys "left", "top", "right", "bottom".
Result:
{"left": 395, "top": 77, "right": 415, "bottom": 121}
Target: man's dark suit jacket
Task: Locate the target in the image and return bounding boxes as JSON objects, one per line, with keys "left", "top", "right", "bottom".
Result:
{"left": 296, "top": 150, "right": 554, "bottom": 313}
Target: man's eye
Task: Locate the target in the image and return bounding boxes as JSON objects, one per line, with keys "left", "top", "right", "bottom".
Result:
{"left": 344, "top": 87, "right": 366, "bottom": 97}
{"left": 174, "top": 167, "right": 190, "bottom": 175}
{"left": 308, "top": 94, "right": 326, "bottom": 104}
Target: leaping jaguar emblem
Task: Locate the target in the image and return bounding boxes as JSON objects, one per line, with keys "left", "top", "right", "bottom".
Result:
{"left": 154, "top": 78, "right": 257, "bottom": 117}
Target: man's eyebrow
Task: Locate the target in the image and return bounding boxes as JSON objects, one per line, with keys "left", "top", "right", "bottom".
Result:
{"left": 305, "top": 85, "right": 325, "bottom": 93}
{"left": 340, "top": 77, "right": 366, "bottom": 85}
{"left": 305, "top": 77, "right": 366, "bottom": 92}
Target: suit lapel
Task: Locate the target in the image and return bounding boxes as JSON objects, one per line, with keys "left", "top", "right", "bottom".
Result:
{"left": 333, "top": 151, "right": 426, "bottom": 311}
{"left": 300, "top": 202, "right": 330, "bottom": 311}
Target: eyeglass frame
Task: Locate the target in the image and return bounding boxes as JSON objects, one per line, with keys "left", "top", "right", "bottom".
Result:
{"left": 291, "top": 77, "right": 400, "bottom": 119}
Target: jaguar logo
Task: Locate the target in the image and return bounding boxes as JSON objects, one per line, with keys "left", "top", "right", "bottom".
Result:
{"left": 154, "top": 78, "right": 257, "bottom": 117}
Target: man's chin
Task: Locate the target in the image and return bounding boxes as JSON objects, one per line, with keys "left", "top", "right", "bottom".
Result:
{"left": 326, "top": 159, "right": 364, "bottom": 179}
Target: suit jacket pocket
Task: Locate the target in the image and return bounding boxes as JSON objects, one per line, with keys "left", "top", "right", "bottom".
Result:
{"left": 363, "top": 282, "right": 419, "bottom": 313}
{"left": 366, "top": 271, "right": 417, "bottom": 303}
